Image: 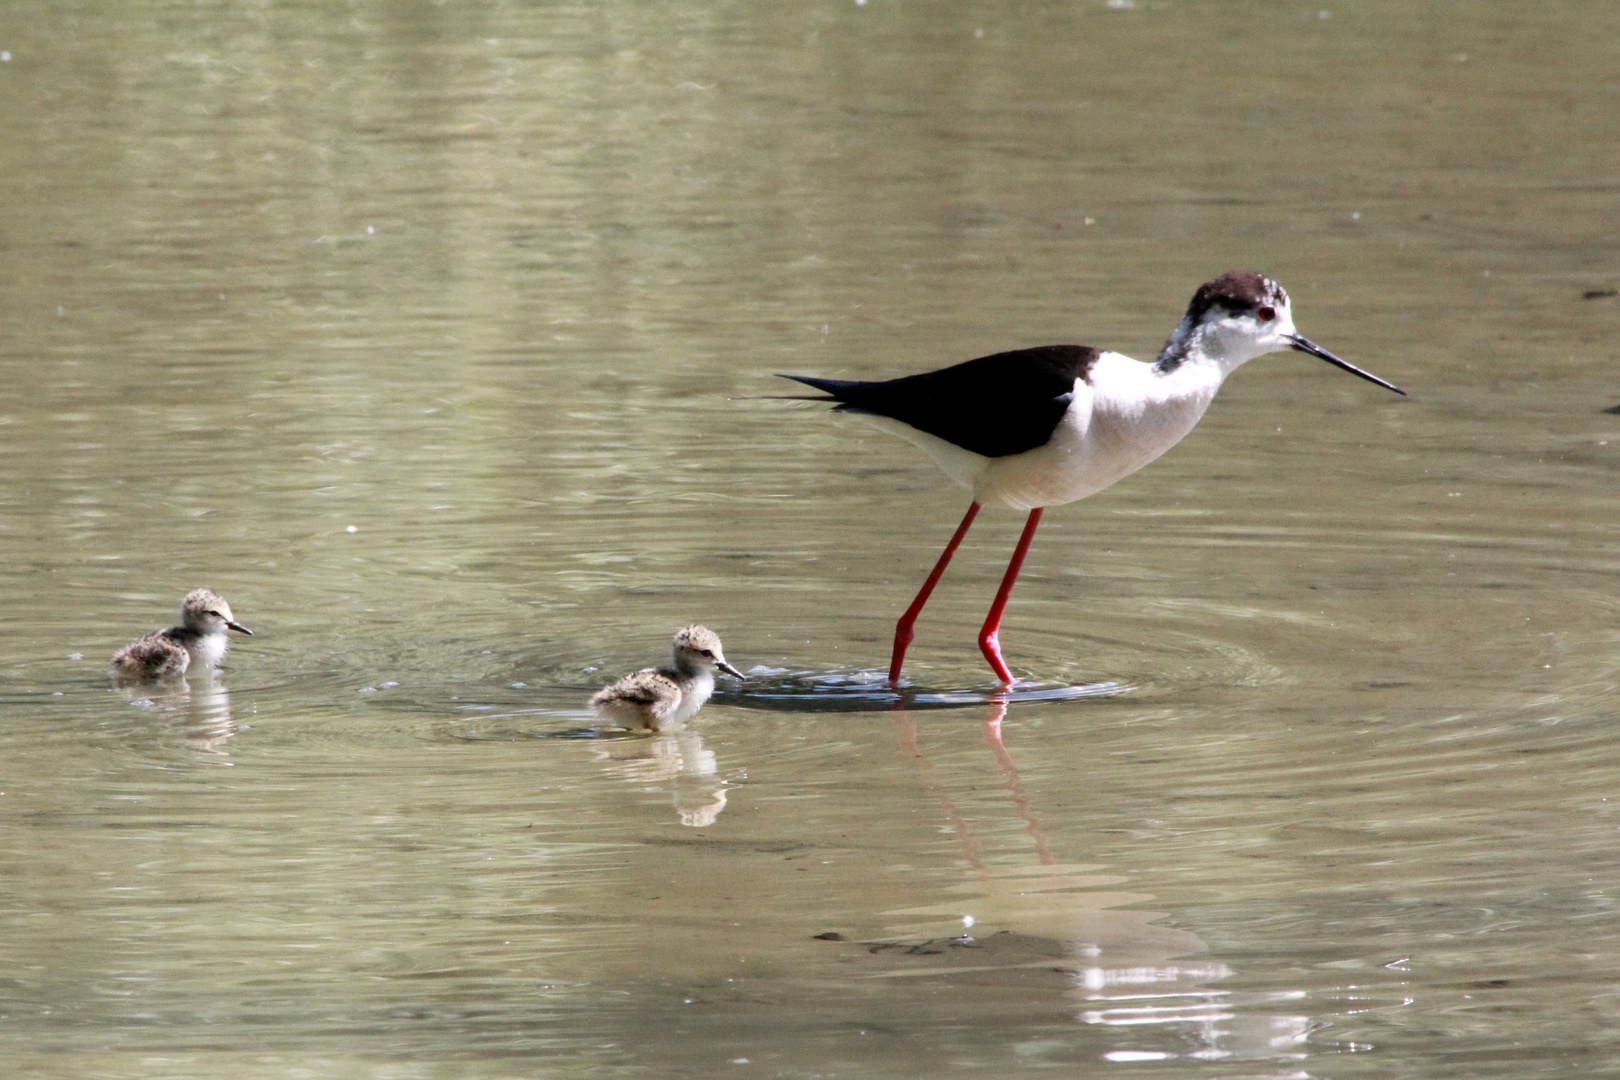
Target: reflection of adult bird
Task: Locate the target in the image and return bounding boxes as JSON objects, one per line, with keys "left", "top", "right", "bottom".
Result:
{"left": 110, "top": 588, "right": 253, "bottom": 684}
{"left": 784, "top": 272, "right": 1403, "bottom": 686}
{"left": 591, "top": 625, "right": 744, "bottom": 731}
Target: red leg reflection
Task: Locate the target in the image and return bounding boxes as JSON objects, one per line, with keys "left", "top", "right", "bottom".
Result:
{"left": 892, "top": 701, "right": 982, "bottom": 870}
{"left": 982, "top": 699, "right": 1054, "bottom": 865}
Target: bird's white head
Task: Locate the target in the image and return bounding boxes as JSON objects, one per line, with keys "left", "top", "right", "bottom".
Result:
{"left": 1157, "top": 272, "right": 1299, "bottom": 373}
{"left": 1157, "top": 271, "right": 1404, "bottom": 394}
{"left": 672, "top": 624, "right": 744, "bottom": 679}
{"left": 180, "top": 588, "right": 253, "bottom": 636}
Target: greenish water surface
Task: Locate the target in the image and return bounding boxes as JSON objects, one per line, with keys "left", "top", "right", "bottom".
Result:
{"left": 2, "top": 1, "right": 1619, "bottom": 1076}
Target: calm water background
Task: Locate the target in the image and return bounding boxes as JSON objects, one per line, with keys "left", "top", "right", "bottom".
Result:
{"left": 3, "top": 1, "right": 1619, "bottom": 1076}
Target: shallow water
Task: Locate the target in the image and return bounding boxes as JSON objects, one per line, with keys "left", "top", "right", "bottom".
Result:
{"left": 3, "top": 0, "right": 1620, "bottom": 1075}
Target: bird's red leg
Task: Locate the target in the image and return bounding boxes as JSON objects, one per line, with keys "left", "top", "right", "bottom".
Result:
{"left": 889, "top": 501, "right": 981, "bottom": 685}
{"left": 978, "top": 507, "right": 1044, "bottom": 685}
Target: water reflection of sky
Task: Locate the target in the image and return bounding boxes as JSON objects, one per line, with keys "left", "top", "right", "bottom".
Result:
{"left": 877, "top": 699, "right": 1318, "bottom": 1065}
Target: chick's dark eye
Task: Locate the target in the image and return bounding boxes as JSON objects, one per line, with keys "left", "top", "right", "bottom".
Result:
{"left": 701, "top": 650, "right": 714, "bottom": 657}
{"left": 1257, "top": 305, "right": 1277, "bottom": 323}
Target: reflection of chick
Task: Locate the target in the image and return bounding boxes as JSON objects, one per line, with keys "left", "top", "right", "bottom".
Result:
{"left": 181, "top": 681, "right": 238, "bottom": 758}
{"left": 112, "top": 680, "right": 239, "bottom": 759}
{"left": 590, "top": 625, "right": 743, "bottom": 731}
{"left": 593, "top": 731, "right": 730, "bottom": 828}
{"left": 110, "top": 589, "right": 253, "bottom": 684}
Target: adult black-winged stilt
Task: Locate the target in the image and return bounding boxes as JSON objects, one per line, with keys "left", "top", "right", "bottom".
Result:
{"left": 783, "top": 271, "right": 1404, "bottom": 687}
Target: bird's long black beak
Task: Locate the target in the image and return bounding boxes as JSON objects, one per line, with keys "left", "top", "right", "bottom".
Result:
{"left": 718, "top": 660, "right": 744, "bottom": 679}
{"left": 1288, "top": 334, "right": 1405, "bottom": 396}
{"left": 227, "top": 620, "right": 253, "bottom": 635}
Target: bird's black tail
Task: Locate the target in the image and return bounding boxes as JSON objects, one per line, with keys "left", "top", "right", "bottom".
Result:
{"left": 775, "top": 373, "right": 869, "bottom": 403}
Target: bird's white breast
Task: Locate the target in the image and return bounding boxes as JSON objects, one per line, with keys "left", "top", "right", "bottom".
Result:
{"left": 972, "top": 351, "right": 1223, "bottom": 511}
{"left": 666, "top": 670, "right": 716, "bottom": 726}
{"left": 187, "top": 631, "right": 230, "bottom": 673}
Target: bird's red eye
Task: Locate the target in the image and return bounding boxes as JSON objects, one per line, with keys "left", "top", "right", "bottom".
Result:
{"left": 1257, "top": 305, "right": 1276, "bottom": 322}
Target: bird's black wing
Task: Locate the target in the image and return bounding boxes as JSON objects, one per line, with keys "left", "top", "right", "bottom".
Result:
{"left": 781, "top": 344, "right": 1100, "bottom": 458}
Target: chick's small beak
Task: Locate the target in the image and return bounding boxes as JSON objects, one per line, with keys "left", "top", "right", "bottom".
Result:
{"left": 227, "top": 621, "right": 253, "bottom": 636}
{"left": 1287, "top": 334, "right": 1405, "bottom": 396}
{"left": 717, "top": 660, "right": 744, "bottom": 679}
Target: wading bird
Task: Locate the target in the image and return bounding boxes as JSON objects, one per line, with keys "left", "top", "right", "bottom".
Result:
{"left": 110, "top": 588, "right": 253, "bottom": 684}
{"left": 591, "top": 624, "right": 744, "bottom": 730}
{"left": 783, "top": 271, "right": 1403, "bottom": 686}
